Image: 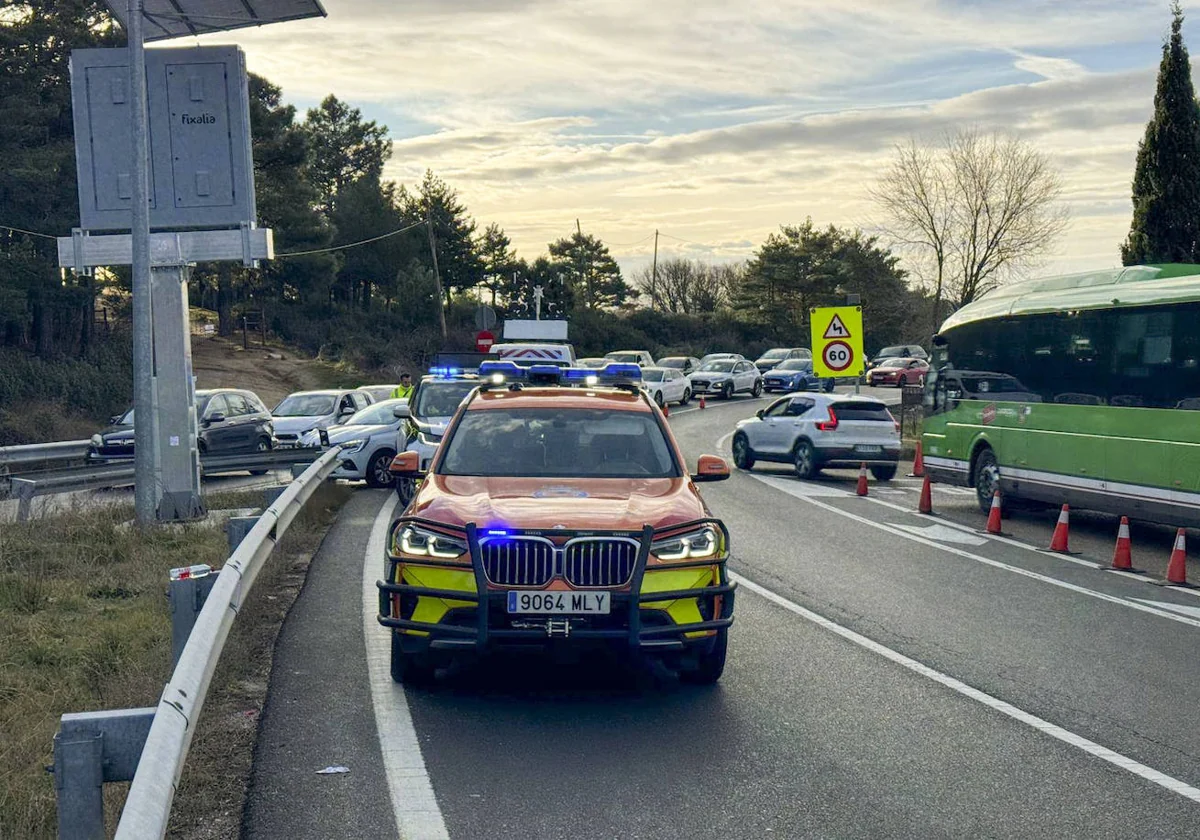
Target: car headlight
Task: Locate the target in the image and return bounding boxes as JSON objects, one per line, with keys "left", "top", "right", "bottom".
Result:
{"left": 417, "top": 431, "right": 443, "bottom": 447}
{"left": 340, "top": 439, "right": 367, "bottom": 453}
{"left": 650, "top": 525, "right": 721, "bottom": 561}
{"left": 395, "top": 525, "right": 468, "bottom": 559}
{"left": 90, "top": 433, "right": 103, "bottom": 447}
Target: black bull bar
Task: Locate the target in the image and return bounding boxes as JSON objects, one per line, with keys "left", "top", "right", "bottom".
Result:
{"left": 377, "top": 518, "right": 736, "bottom": 650}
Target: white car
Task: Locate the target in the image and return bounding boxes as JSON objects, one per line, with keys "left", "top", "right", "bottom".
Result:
{"left": 639, "top": 366, "right": 691, "bottom": 407}
{"left": 699, "top": 352, "right": 746, "bottom": 366}
{"left": 688, "top": 359, "right": 762, "bottom": 400}
{"left": 732, "top": 393, "right": 900, "bottom": 480}
{"left": 300, "top": 398, "right": 408, "bottom": 487}
{"left": 604, "top": 349, "right": 655, "bottom": 368}
{"left": 657, "top": 356, "right": 702, "bottom": 377}
{"left": 271, "top": 388, "right": 375, "bottom": 447}
{"left": 395, "top": 375, "right": 483, "bottom": 502}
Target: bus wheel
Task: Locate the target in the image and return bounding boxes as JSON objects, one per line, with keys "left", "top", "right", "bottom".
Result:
{"left": 973, "top": 447, "right": 1000, "bottom": 514}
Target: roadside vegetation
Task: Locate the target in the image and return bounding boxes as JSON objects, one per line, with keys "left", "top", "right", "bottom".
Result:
{"left": 0, "top": 484, "right": 351, "bottom": 838}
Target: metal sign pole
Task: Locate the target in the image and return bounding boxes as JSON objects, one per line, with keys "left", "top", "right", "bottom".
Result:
{"left": 128, "top": 0, "right": 158, "bottom": 524}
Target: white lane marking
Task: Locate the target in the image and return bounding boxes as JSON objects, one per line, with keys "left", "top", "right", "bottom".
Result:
{"left": 1132, "top": 598, "right": 1200, "bottom": 620}
{"left": 362, "top": 496, "right": 451, "bottom": 840}
{"left": 750, "top": 473, "right": 848, "bottom": 498}
{"left": 892, "top": 522, "right": 989, "bottom": 546}
{"left": 732, "top": 573, "right": 1200, "bottom": 805}
{"left": 744, "top": 472, "right": 1200, "bottom": 630}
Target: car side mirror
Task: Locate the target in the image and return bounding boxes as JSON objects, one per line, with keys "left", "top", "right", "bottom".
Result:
{"left": 205, "top": 412, "right": 225, "bottom": 425}
{"left": 755, "top": 409, "right": 765, "bottom": 419}
{"left": 691, "top": 454, "right": 730, "bottom": 482}
{"left": 389, "top": 450, "right": 425, "bottom": 478}
{"left": 110, "top": 415, "right": 121, "bottom": 425}
{"left": 392, "top": 402, "right": 411, "bottom": 419}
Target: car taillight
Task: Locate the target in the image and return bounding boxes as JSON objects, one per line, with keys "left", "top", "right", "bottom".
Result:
{"left": 889, "top": 410, "right": 900, "bottom": 433}
{"left": 815, "top": 407, "right": 839, "bottom": 431}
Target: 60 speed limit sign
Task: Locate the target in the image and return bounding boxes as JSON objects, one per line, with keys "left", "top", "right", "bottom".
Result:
{"left": 810, "top": 306, "right": 865, "bottom": 378}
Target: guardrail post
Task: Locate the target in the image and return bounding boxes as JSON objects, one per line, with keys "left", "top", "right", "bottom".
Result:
{"left": 169, "top": 566, "right": 219, "bottom": 667}
{"left": 227, "top": 515, "right": 260, "bottom": 554}
{"left": 53, "top": 708, "right": 156, "bottom": 840}
{"left": 13, "top": 477, "right": 36, "bottom": 522}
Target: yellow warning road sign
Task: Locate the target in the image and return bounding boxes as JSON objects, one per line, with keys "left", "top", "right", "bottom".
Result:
{"left": 810, "top": 306, "right": 864, "bottom": 377}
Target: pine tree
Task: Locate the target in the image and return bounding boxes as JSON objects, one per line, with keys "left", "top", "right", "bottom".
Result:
{"left": 1122, "top": 2, "right": 1200, "bottom": 265}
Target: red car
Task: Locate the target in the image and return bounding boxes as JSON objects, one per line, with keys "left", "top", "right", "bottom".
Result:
{"left": 867, "top": 357, "right": 929, "bottom": 387}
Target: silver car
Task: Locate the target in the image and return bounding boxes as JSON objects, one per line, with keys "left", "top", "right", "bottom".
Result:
{"left": 301, "top": 398, "right": 408, "bottom": 487}
{"left": 395, "top": 376, "right": 482, "bottom": 502}
{"left": 271, "top": 389, "right": 374, "bottom": 447}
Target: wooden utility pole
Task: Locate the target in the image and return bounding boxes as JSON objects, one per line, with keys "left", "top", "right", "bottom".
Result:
{"left": 425, "top": 214, "right": 448, "bottom": 338}
{"left": 650, "top": 229, "right": 659, "bottom": 310}
{"left": 575, "top": 218, "right": 590, "bottom": 308}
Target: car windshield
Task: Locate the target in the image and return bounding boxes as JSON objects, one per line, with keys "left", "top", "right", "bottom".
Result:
{"left": 699, "top": 361, "right": 735, "bottom": 372}
{"left": 273, "top": 394, "right": 336, "bottom": 417}
{"left": 777, "top": 360, "right": 811, "bottom": 371}
{"left": 658, "top": 358, "right": 687, "bottom": 369}
{"left": 441, "top": 408, "right": 677, "bottom": 478}
{"left": 641, "top": 369, "right": 665, "bottom": 382}
{"left": 413, "top": 380, "right": 478, "bottom": 419}
{"left": 606, "top": 353, "right": 641, "bottom": 363}
{"left": 343, "top": 401, "right": 401, "bottom": 426}
{"left": 877, "top": 347, "right": 909, "bottom": 359}
{"left": 760, "top": 349, "right": 789, "bottom": 360}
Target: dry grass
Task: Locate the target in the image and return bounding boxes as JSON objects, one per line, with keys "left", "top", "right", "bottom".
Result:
{"left": 0, "top": 483, "right": 352, "bottom": 838}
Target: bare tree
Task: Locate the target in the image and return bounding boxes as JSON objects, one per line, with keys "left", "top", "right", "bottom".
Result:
{"left": 634, "top": 259, "right": 744, "bottom": 313}
{"left": 872, "top": 129, "right": 1068, "bottom": 331}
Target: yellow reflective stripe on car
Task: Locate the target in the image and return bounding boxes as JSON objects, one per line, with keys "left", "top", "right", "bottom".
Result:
{"left": 397, "top": 564, "right": 475, "bottom": 635}
{"left": 642, "top": 568, "right": 715, "bottom": 635}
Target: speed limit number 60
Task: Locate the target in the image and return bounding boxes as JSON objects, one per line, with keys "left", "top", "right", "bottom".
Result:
{"left": 823, "top": 340, "right": 853, "bottom": 372}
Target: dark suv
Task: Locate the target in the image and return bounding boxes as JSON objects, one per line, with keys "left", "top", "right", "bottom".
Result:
{"left": 87, "top": 388, "right": 275, "bottom": 462}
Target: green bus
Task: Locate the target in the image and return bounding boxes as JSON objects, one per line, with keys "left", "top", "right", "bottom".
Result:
{"left": 921, "top": 264, "right": 1200, "bottom": 525}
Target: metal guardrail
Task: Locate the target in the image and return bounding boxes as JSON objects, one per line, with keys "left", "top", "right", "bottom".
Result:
{"left": 0, "top": 439, "right": 90, "bottom": 469}
{"left": 50, "top": 445, "right": 345, "bottom": 839}
{"left": 6, "top": 448, "right": 323, "bottom": 520}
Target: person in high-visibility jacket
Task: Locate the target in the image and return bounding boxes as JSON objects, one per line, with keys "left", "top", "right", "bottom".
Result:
{"left": 390, "top": 373, "right": 414, "bottom": 401}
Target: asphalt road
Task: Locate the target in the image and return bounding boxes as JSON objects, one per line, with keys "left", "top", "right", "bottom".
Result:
{"left": 245, "top": 392, "right": 1200, "bottom": 839}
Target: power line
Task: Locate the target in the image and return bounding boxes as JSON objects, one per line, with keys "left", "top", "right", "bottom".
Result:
{"left": 0, "top": 223, "right": 58, "bottom": 240}
{"left": 603, "top": 233, "right": 656, "bottom": 248}
{"left": 275, "top": 218, "right": 427, "bottom": 258}
{"left": 658, "top": 231, "right": 716, "bottom": 249}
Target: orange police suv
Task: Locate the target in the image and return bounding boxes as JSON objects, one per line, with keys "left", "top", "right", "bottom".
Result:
{"left": 378, "top": 362, "right": 736, "bottom": 685}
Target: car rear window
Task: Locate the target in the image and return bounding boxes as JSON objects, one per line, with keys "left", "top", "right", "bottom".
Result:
{"left": 831, "top": 402, "right": 894, "bottom": 421}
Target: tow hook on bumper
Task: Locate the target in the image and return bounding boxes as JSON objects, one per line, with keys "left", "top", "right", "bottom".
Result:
{"left": 512, "top": 618, "right": 574, "bottom": 637}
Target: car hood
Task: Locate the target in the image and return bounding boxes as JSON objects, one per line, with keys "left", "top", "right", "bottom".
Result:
{"left": 272, "top": 414, "right": 334, "bottom": 434}
{"left": 411, "top": 476, "right": 709, "bottom": 532}
{"left": 765, "top": 367, "right": 804, "bottom": 377}
{"left": 693, "top": 371, "right": 733, "bottom": 381}
{"left": 318, "top": 422, "right": 395, "bottom": 444}
{"left": 99, "top": 424, "right": 134, "bottom": 442}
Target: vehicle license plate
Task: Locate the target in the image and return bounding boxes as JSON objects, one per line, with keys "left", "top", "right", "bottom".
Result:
{"left": 855, "top": 445, "right": 883, "bottom": 455}
{"left": 507, "top": 591, "right": 611, "bottom": 614}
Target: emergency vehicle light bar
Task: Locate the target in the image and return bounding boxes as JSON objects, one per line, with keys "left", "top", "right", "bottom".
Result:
{"left": 478, "top": 361, "right": 642, "bottom": 387}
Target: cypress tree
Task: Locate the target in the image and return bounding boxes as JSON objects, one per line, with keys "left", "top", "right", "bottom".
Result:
{"left": 1123, "top": 2, "right": 1200, "bottom": 265}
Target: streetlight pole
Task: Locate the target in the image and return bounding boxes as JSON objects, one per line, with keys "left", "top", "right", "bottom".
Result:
{"left": 128, "top": 0, "right": 157, "bottom": 525}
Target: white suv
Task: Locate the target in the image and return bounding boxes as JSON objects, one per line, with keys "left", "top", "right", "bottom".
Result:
{"left": 689, "top": 359, "right": 762, "bottom": 399}
{"left": 731, "top": 393, "right": 900, "bottom": 480}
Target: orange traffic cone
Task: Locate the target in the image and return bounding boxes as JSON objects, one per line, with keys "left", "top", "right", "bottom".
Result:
{"left": 699, "top": 395, "right": 706, "bottom": 410}
{"left": 909, "top": 441, "right": 925, "bottom": 478}
{"left": 918, "top": 475, "right": 933, "bottom": 514}
{"left": 856, "top": 462, "right": 869, "bottom": 496}
{"left": 1048, "top": 504, "right": 1071, "bottom": 553}
{"left": 985, "top": 490, "right": 1003, "bottom": 535}
{"left": 663, "top": 402, "right": 670, "bottom": 417}
{"left": 1111, "top": 516, "right": 1134, "bottom": 571}
{"left": 1166, "top": 528, "right": 1188, "bottom": 585}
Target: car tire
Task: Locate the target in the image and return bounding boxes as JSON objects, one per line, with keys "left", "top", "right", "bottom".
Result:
{"left": 722, "top": 383, "right": 733, "bottom": 400}
{"left": 397, "top": 476, "right": 417, "bottom": 506}
{"left": 731, "top": 432, "right": 755, "bottom": 470}
{"left": 249, "top": 436, "right": 272, "bottom": 475}
{"left": 751, "top": 379, "right": 763, "bottom": 397}
{"left": 654, "top": 390, "right": 665, "bottom": 408}
{"left": 870, "top": 464, "right": 898, "bottom": 481}
{"left": 973, "top": 446, "right": 1000, "bottom": 514}
{"left": 679, "top": 628, "right": 727, "bottom": 685}
{"left": 366, "top": 448, "right": 397, "bottom": 488}
{"left": 793, "top": 440, "right": 819, "bottom": 479}
{"left": 390, "top": 632, "right": 436, "bottom": 686}
{"left": 680, "top": 388, "right": 691, "bottom": 405}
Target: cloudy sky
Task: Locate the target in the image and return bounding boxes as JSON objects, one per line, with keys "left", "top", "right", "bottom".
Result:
{"left": 210, "top": 0, "right": 1189, "bottom": 280}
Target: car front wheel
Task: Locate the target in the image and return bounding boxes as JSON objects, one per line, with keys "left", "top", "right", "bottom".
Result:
{"left": 679, "top": 629, "right": 727, "bottom": 685}
{"left": 249, "top": 436, "right": 272, "bottom": 475}
{"left": 751, "top": 379, "right": 763, "bottom": 397}
{"left": 680, "top": 388, "right": 691, "bottom": 405}
{"left": 732, "top": 432, "right": 755, "bottom": 470}
{"left": 793, "top": 440, "right": 819, "bottom": 479}
{"left": 390, "top": 632, "right": 436, "bottom": 685}
{"left": 366, "top": 448, "right": 397, "bottom": 488}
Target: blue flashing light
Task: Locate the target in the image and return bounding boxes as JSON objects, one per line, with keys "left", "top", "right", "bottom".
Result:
{"left": 478, "top": 360, "right": 523, "bottom": 379}
{"left": 428, "top": 365, "right": 463, "bottom": 378}
{"left": 485, "top": 529, "right": 509, "bottom": 536}
{"left": 599, "top": 362, "right": 643, "bottom": 381}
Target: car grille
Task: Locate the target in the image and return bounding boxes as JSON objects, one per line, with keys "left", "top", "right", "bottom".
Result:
{"left": 691, "top": 379, "right": 709, "bottom": 390}
{"left": 276, "top": 433, "right": 298, "bottom": 441}
{"left": 481, "top": 538, "right": 555, "bottom": 586}
{"left": 564, "top": 539, "right": 637, "bottom": 587}
{"left": 765, "top": 377, "right": 786, "bottom": 388}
